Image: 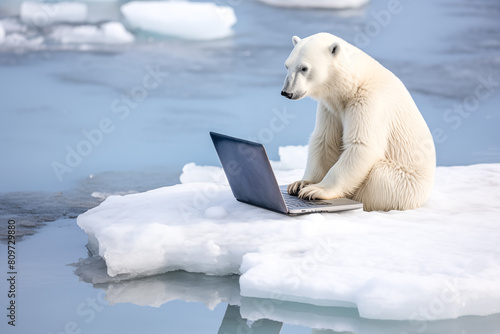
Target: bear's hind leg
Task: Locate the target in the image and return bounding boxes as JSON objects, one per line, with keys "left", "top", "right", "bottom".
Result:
{"left": 352, "top": 159, "right": 431, "bottom": 211}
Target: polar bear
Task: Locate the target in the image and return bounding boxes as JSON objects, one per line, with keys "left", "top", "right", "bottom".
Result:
{"left": 282, "top": 33, "right": 435, "bottom": 211}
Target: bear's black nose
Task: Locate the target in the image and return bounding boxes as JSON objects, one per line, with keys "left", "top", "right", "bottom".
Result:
{"left": 281, "top": 91, "right": 293, "bottom": 99}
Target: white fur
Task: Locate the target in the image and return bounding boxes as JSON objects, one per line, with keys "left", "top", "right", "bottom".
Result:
{"left": 283, "top": 33, "right": 435, "bottom": 211}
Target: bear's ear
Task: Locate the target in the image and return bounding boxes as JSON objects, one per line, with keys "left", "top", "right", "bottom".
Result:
{"left": 292, "top": 36, "right": 301, "bottom": 46}
{"left": 330, "top": 42, "right": 339, "bottom": 55}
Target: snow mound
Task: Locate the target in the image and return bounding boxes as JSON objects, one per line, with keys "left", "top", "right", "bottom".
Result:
{"left": 49, "top": 22, "right": 134, "bottom": 44}
{"left": 270, "top": 145, "right": 308, "bottom": 170}
{"left": 120, "top": 1, "right": 237, "bottom": 40}
{"left": 179, "top": 162, "right": 228, "bottom": 185}
{"left": 258, "top": 0, "right": 369, "bottom": 9}
{"left": 20, "top": 1, "right": 88, "bottom": 26}
{"left": 77, "top": 145, "right": 500, "bottom": 320}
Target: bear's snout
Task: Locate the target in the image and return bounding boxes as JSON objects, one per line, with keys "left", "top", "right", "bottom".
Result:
{"left": 281, "top": 90, "right": 293, "bottom": 99}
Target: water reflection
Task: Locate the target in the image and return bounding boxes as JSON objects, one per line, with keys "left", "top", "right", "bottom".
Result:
{"left": 218, "top": 305, "right": 283, "bottom": 334}
{"left": 74, "top": 256, "right": 241, "bottom": 309}
{"left": 240, "top": 297, "right": 500, "bottom": 334}
{"left": 74, "top": 256, "right": 500, "bottom": 334}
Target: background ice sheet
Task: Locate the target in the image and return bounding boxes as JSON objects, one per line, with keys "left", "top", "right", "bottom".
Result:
{"left": 121, "top": 1, "right": 237, "bottom": 40}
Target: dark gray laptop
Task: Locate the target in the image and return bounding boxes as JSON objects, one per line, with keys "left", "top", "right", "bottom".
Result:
{"left": 210, "top": 132, "right": 363, "bottom": 215}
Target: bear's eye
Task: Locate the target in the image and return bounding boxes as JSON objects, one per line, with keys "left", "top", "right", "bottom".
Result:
{"left": 301, "top": 66, "right": 308, "bottom": 72}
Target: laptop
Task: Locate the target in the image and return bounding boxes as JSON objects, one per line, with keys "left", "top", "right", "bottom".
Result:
{"left": 210, "top": 132, "right": 363, "bottom": 215}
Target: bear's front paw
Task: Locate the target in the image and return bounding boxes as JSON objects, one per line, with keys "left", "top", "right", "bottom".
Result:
{"left": 288, "top": 180, "right": 312, "bottom": 196}
{"left": 298, "top": 184, "right": 340, "bottom": 200}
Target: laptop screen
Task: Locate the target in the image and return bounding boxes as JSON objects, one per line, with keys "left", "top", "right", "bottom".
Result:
{"left": 210, "top": 132, "right": 288, "bottom": 214}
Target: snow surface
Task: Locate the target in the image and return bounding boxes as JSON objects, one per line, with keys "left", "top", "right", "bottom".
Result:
{"left": 49, "top": 22, "right": 134, "bottom": 44}
{"left": 258, "top": 0, "right": 369, "bottom": 9}
{"left": 121, "top": 1, "right": 237, "bottom": 40}
{"left": 20, "top": 1, "right": 88, "bottom": 26}
{"left": 77, "top": 145, "right": 500, "bottom": 321}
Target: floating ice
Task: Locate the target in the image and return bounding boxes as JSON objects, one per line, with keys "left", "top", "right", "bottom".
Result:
{"left": 77, "top": 145, "right": 500, "bottom": 320}
{"left": 91, "top": 190, "right": 138, "bottom": 200}
{"left": 0, "top": 32, "right": 44, "bottom": 50}
{"left": 0, "top": 18, "right": 45, "bottom": 50}
{"left": 257, "top": 0, "right": 369, "bottom": 9}
{"left": 120, "top": 1, "right": 237, "bottom": 40}
{"left": 49, "top": 22, "right": 134, "bottom": 44}
{"left": 0, "top": 18, "right": 132, "bottom": 51}
{"left": 0, "top": 18, "right": 28, "bottom": 34}
{"left": 20, "top": 1, "right": 88, "bottom": 26}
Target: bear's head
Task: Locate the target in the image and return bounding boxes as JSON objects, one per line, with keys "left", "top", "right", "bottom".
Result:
{"left": 281, "top": 33, "right": 353, "bottom": 101}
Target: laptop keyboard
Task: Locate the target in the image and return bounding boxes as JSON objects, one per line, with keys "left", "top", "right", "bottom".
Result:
{"left": 281, "top": 189, "right": 334, "bottom": 208}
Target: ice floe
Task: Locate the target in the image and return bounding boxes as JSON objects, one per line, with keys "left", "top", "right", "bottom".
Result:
{"left": 0, "top": 17, "right": 44, "bottom": 50}
{"left": 77, "top": 145, "right": 500, "bottom": 320}
{"left": 0, "top": 17, "right": 134, "bottom": 51}
{"left": 120, "top": 1, "right": 237, "bottom": 40}
{"left": 49, "top": 22, "right": 134, "bottom": 44}
{"left": 0, "top": 33, "right": 44, "bottom": 51}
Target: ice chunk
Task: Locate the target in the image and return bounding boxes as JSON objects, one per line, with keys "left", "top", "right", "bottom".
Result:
{"left": 179, "top": 162, "right": 228, "bottom": 185}
{"left": 0, "top": 17, "right": 45, "bottom": 50}
{"left": 120, "top": 1, "right": 236, "bottom": 40}
{"left": 0, "top": 18, "right": 29, "bottom": 34}
{"left": 0, "top": 18, "right": 132, "bottom": 51}
{"left": 258, "top": 0, "right": 369, "bottom": 9}
{"left": 0, "top": 32, "right": 44, "bottom": 50}
{"left": 77, "top": 145, "right": 500, "bottom": 320}
{"left": 49, "top": 22, "right": 134, "bottom": 44}
{"left": 270, "top": 145, "right": 308, "bottom": 170}
{"left": 20, "top": 1, "right": 88, "bottom": 26}
{"left": 91, "top": 191, "right": 138, "bottom": 200}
